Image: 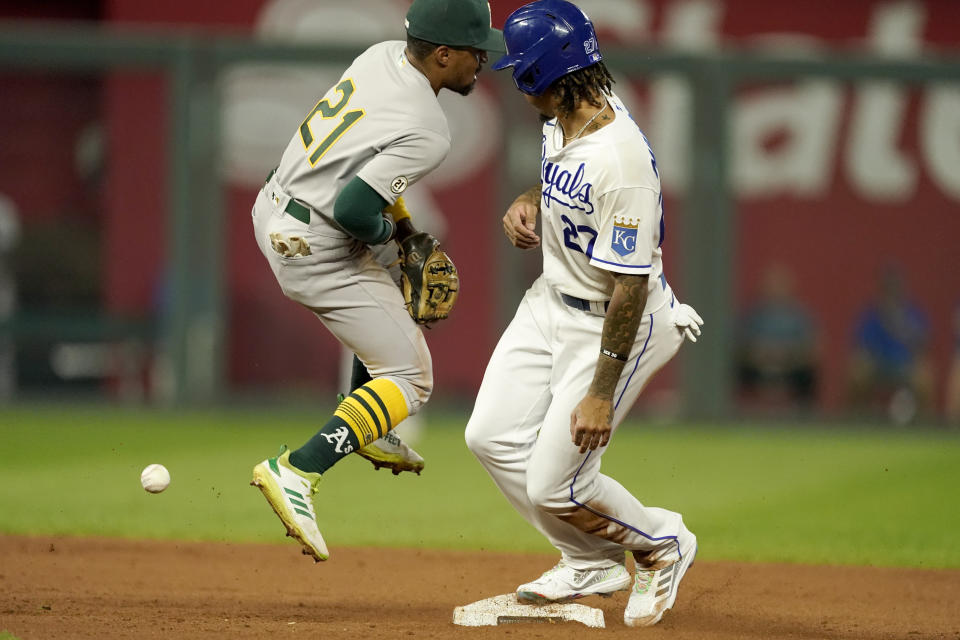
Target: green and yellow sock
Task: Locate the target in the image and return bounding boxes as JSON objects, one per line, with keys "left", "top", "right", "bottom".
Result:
{"left": 289, "top": 378, "right": 409, "bottom": 474}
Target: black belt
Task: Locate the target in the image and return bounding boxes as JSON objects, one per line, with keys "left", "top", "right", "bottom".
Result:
{"left": 561, "top": 275, "right": 669, "bottom": 315}
{"left": 561, "top": 293, "right": 609, "bottom": 314}
{"left": 265, "top": 168, "right": 311, "bottom": 225}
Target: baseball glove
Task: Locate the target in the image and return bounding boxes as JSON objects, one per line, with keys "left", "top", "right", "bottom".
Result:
{"left": 398, "top": 232, "right": 459, "bottom": 324}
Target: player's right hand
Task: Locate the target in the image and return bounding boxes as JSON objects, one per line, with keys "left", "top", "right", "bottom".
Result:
{"left": 570, "top": 394, "right": 613, "bottom": 453}
{"left": 503, "top": 197, "right": 540, "bottom": 250}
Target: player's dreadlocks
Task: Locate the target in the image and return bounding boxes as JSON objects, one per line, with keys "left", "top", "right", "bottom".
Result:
{"left": 552, "top": 62, "right": 615, "bottom": 117}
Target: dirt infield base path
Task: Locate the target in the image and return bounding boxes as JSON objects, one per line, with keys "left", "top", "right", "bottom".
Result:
{"left": 1, "top": 536, "right": 957, "bottom": 640}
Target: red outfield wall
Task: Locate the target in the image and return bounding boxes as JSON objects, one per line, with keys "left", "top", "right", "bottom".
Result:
{"left": 75, "top": 1, "right": 960, "bottom": 408}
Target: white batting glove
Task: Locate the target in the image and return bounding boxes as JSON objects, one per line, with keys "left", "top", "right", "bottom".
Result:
{"left": 674, "top": 303, "right": 704, "bottom": 343}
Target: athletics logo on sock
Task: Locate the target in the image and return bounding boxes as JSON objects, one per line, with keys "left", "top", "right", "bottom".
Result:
{"left": 322, "top": 426, "right": 354, "bottom": 454}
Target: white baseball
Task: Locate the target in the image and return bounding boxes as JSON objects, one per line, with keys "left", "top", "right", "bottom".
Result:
{"left": 140, "top": 464, "right": 171, "bottom": 493}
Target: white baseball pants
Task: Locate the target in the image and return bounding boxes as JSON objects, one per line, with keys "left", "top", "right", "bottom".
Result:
{"left": 251, "top": 182, "right": 432, "bottom": 414}
{"left": 465, "top": 275, "right": 692, "bottom": 569}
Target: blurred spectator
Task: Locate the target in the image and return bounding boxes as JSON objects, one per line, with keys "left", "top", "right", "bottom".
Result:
{"left": 946, "top": 303, "right": 960, "bottom": 425}
{"left": 847, "top": 266, "right": 933, "bottom": 423}
{"left": 736, "top": 263, "right": 818, "bottom": 411}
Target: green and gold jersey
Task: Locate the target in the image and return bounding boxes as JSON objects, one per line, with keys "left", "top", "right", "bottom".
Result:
{"left": 275, "top": 41, "right": 451, "bottom": 234}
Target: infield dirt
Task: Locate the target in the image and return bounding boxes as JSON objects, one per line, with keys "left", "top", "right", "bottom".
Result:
{"left": 1, "top": 535, "right": 957, "bottom": 639}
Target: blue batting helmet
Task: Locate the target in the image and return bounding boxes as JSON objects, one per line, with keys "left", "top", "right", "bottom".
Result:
{"left": 492, "top": 0, "right": 602, "bottom": 96}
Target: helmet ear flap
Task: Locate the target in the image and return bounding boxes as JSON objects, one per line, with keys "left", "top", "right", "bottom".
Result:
{"left": 517, "top": 67, "right": 538, "bottom": 92}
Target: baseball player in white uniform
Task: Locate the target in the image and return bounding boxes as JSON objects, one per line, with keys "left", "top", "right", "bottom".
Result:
{"left": 465, "top": 0, "right": 704, "bottom": 627}
{"left": 250, "top": 0, "right": 504, "bottom": 562}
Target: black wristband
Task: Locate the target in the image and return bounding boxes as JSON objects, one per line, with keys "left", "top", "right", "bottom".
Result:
{"left": 600, "top": 347, "right": 628, "bottom": 362}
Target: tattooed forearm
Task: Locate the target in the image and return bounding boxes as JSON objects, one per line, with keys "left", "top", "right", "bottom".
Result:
{"left": 589, "top": 273, "right": 649, "bottom": 399}
{"left": 521, "top": 183, "right": 542, "bottom": 207}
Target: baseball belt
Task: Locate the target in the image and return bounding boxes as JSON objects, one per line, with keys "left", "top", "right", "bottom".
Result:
{"left": 561, "top": 293, "right": 609, "bottom": 315}
{"left": 264, "top": 168, "right": 311, "bottom": 225}
{"left": 560, "top": 275, "right": 672, "bottom": 316}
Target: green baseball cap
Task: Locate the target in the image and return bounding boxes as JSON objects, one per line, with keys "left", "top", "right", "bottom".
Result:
{"left": 405, "top": 0, "right": 505, "bottom": 53}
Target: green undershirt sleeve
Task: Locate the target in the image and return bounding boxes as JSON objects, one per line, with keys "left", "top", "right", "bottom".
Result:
{"left": 333, "top": 176, "right": 393, "bottom": 245}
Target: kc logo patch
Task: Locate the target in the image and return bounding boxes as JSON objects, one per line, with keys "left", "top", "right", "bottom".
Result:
{"left": 612, "top": 217, "right": 638, "bottom": 257}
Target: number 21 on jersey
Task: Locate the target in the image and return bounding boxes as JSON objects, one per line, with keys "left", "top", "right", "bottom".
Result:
{"left": 299, "top": 78, "right": 365, "bottom": 166}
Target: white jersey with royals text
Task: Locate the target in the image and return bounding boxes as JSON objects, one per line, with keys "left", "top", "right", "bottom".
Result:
{"left": 539, "top": 91, "right": 670, "bottom": 314}
{"left": 274, "top": 41, "right": 451, "bottom": 232}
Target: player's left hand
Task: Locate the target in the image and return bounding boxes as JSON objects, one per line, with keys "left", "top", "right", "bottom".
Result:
{"left": 570, "top": 394, "right": 614, "bottom": 453}
{"left": 398, "top": 232, "right": 459, "bottom": 324}
{"left": 674, "top": 303, "right": 704, "bottom": 343}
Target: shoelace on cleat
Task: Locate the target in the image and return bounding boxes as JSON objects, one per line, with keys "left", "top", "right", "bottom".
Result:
{"left": 543, "top": 564, "right": 565, "bottom": 578}
{"left": 634, "top": 570, "right": 655, "bottom": 595}
{"left": 525, "top": 563, "right": 564, "bottom": 586}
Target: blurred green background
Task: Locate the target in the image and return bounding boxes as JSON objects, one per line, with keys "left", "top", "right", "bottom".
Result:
{"left": 1, "top": 405, "right": 957, "bottom": 569}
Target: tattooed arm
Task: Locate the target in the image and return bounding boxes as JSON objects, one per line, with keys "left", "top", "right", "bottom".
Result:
{"left": 571, "top": 273, "right": 649, "bottom": 453}
{"left": 503, "top": 184, "right": 542, "bottom": 249}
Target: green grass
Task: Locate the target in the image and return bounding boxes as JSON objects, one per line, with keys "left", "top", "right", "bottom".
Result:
{"left": 1, "top": 406, "right": 958, "bottom": 569}
{"left": 0, "top": 632, "right": 23, "bottom": 640}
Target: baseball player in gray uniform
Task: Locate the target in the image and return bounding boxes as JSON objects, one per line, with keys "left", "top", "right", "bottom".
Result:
{"left": 251, "top": 0, "right": 503, "bottom": 561}
{"left": 465, "top": 0, "right": 703, "bottom": 627}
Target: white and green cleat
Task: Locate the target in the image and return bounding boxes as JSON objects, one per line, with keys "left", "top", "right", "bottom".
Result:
{"left": 356, "top": 431, "right": 425, "bottom": 476}
{"left": 624, "top": 531, "right": 697, "bottom": 627}
{"left": 516, "top": 561, "right": 632, "bottom": 604}
{"left": 251, "top": 445, "right": 328, "bottom": 562}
